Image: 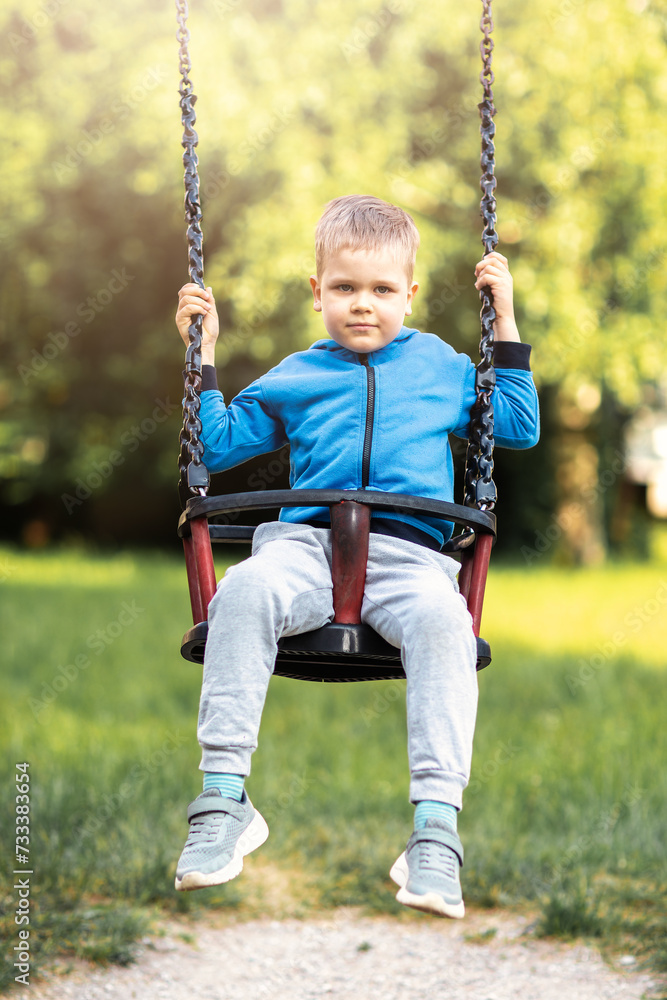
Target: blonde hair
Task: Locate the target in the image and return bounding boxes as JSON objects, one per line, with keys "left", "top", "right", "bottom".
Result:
{"left": 315, "top": 195, "right": 419, "bottom": 282}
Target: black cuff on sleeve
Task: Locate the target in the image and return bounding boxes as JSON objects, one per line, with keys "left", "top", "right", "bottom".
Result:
{"left": 200, "top": 365, "right": 219, "bottom": 392}
{"left": 493, "top": 342, "right": 532, "bottom": 370}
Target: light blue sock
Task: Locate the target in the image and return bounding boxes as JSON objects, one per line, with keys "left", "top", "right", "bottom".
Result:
{"left": 414, "top": 800, "right": 458, "bottom": 831}
{"left": 203, "top": 772, "right": 245, "bottom": 801}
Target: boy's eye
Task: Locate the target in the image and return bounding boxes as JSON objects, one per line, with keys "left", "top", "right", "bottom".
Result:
{"left": 375, "top": 286, "right": 391, "bottom": 294}
{"left": 337, "top": 284, "right": 353, "bottom": 292}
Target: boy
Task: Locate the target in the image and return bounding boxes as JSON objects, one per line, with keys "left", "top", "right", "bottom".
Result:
{"left": 174, "top": 195, "right": 539, "bottom": 918}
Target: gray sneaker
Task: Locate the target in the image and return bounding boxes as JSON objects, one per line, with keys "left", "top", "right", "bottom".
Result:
{"left": 389, "top": 819, "right": 465, "bottom": 918}
{"left": 175, "top": 788, "right": 269, "bottom": 891}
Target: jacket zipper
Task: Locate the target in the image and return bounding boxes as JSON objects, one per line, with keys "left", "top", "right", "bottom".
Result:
{"left": 358, "top": 354, "right": 375, "bottom": 489}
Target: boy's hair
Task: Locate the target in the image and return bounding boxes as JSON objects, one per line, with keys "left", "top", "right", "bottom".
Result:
{"left": 315, "top": 195, "right": 419, "bottom": 282}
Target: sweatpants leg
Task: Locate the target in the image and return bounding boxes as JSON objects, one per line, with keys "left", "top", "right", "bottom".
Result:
{"left": 361, "top": 534, "right": 478, "bottom": 810}
{"left": 197, "top": 523, "right": 334, "bottom": 775}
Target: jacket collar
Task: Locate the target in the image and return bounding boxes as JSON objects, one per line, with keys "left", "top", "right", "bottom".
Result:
{"left": 308, "top": 326, "right": 416, "bottom": 364}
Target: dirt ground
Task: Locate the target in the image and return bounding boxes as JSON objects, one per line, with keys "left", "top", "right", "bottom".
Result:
{"left": 23, "top": 906, "right": 657, "bottom": 1000}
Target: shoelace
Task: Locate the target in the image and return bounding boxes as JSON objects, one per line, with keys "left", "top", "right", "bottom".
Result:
{"left": 185, "top": 813, "right": 224, "bottom": 847}
{"left": 418, "top": 839, "right": 457, "bottom": 879}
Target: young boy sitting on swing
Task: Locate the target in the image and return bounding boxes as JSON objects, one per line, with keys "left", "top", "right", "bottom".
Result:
{"left": 173, "top": 194, "right": 539, "bottom": 918}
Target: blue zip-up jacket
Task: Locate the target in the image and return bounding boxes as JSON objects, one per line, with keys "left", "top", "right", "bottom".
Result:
{"left": 199, "top": 326, "right": 540, "bottom": 547}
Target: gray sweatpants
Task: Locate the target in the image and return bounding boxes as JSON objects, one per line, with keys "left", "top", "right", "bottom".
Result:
{"left": 198, "top": 521, "right": 478, "bottom": 809}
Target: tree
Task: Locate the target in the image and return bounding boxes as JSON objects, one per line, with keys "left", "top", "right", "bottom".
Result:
{"left": 1, "top": 0, "right": 665, "bottom": 557}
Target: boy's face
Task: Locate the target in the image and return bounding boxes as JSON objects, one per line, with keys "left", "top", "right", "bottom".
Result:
{"left": 310, "top": 246, "right": 418, "bottom": 354}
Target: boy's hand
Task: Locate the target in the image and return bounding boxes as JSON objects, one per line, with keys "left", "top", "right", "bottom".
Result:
{"left": 176, "top": 284, "right": 219, "bottom": 364}
{"left": 474, "top": 251, "right": 520, "bottom": 342}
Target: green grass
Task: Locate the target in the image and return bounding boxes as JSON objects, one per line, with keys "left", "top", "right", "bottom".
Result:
{"left": 1, "top": 545, "right": 666, "bottom": 993}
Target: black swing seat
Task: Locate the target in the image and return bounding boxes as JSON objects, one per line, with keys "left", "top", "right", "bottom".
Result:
{"left": 181, "top": 619, "right": 492, "bottom": 681}
{"left": 178, "top": 489, "right": 495, "bottom": 681}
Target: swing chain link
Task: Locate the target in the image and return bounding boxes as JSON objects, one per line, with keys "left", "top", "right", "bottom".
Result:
{"left": 464, "top": 0, "right": 498, "bottom": 511}
{"left": 176, "top": 0, "right": 210, "bottom": 505}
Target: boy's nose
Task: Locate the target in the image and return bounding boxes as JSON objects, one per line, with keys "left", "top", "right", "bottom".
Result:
{"left": 352, "top": 295, "right": 372, "bottom": 312}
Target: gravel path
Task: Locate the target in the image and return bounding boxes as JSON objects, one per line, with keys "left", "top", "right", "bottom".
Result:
{"left": 25, "top": 909, "right": 656, "bottom": 1000}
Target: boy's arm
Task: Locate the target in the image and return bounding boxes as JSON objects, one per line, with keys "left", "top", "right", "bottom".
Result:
{"left": 467, "top": 348, "right": 540, "bottom": 449}
{"left": 197, "top": 370, "right": 287, "bottom": 474}
{"left": 452, "top": 345, "right": 539, "bottom": 449}
{"left": 453, "top": 252, "right": 540, "bottom": 448}
{"left": 176, "top": 283, "right": 287, "bottom": 472}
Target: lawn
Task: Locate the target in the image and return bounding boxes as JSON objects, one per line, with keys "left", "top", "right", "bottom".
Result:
{"left": 1, "top": 544, "right": 665, "bottom": 993}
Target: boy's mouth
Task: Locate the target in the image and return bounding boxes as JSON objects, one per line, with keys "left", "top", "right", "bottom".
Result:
{"left": 347, "top": 323, "right": 377, "bottom": 329}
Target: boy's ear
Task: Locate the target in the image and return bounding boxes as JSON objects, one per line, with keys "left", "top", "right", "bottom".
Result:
{"left": 310, "top": 275, "right": 322, "bottom": 312}
{"left": 405, "top": 281, "right": 419, "bottom": 317}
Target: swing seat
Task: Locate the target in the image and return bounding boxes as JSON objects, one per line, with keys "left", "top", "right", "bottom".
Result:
{"left": 182, "top": 619, "right": 492, "bottom": 680}
{"left": 178, "top": 489, "right": 495, "bottom": 681}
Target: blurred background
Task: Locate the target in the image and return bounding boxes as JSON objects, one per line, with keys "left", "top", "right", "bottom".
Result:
{"left": 3, "top": 1, "right": 667, "bottom": 991}
{"left": 2, "top": 0, "right": 667, "bottom": 561}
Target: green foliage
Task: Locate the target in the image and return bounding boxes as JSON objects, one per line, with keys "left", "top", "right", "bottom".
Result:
{"left": 1, "top": 0, "right": 666, "bottom": 546}
{"left": 0, "top": 904, "right": 148, "bottom": 993}
{"left": 536, "top": 886, "right": 605, "bottom": 940}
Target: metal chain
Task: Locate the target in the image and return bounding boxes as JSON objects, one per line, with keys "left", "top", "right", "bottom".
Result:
{"left": 464, "top": 0, "right": 498, "bottom": 511}
{"left": 176, "top": 0, "right": 210, "bottom": 504}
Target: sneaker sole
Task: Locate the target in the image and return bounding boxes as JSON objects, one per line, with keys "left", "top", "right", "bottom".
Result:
{"left": 390, "top": 851, "right": 465, "bottom": 920}
{"left": 175, "top": 810, "right": 269, "bottom": 892}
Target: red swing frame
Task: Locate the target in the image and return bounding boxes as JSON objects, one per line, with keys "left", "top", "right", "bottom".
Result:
{"left": 179, "top": 490, "right": 495, "bottom": 678}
